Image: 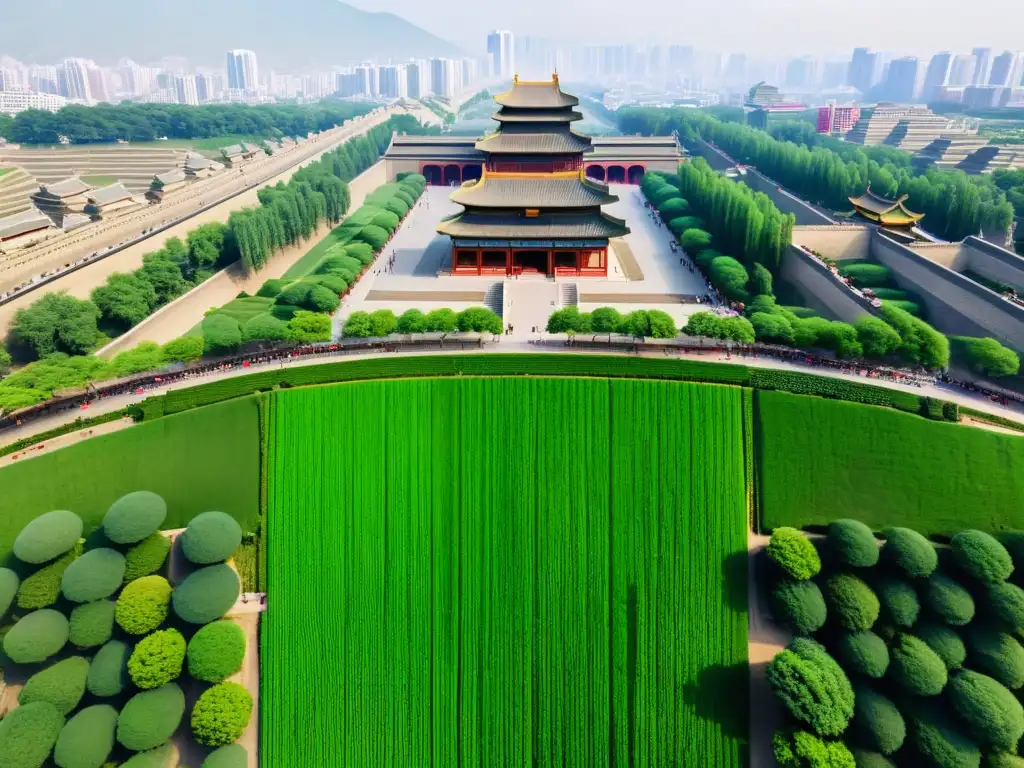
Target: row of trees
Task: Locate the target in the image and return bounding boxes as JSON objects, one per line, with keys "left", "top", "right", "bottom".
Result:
{"left": 4, "top": 101, "right": 372, "bottom": 145}
{"left": 545, "top": 306, "right": 679, "bottom": 339}
{"left": 766, "top": 519, "right": 1024, "bottom": 767}
{"left": 343, "top": 307, "right": 503, "bottom": 338}
{"left": 620, "top": 107, "right": 1015, "bottom": 243}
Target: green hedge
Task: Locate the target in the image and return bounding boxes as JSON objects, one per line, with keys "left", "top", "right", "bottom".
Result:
{"left": 190, "top": 681, "right": 253, "bottom": 747}
{"left": 952, "top": 530, "right": 1014, "bottom": 583}
{"left": 60, "top": 547, "right": 126, "bottom": 602}
{"left": 17, "top": 542, "right": 81, "bottom": 610}
{"left": 767, "top": 527, "right": 821, "bottom": 580}
{"left": 772, "top": 580, "right": 827, "bottom": 636}
{"left": 915, "top": 622, "right": 966, "bottom": 671}
{"left": 851, "top": 684, "right": 905, "bottom": 755}
{"left": 988, "top": 581, "right": 1024, "bottom": 634}
{"left": 881, "top": 527, "right": 937, "bottom": 578}
{"left": 172, "top": 565, "right": 239, "bottom": 624}
{"left": 121, "top": 744, "right": 176, "bottom": 767}
{"left": 103, "top": 491, "right": 168, "bottom": 544}
{"left": 87, "top": 640, "right": 131, "bottom": 698}
{"left": 875, "top": 577, "right": 920, "bottom": 628}
{"left": 965, "top": 626, "right": 1024, "bottom": 690}
{"left": 0, "top": 409, "right": 130, "bottom": 458}
{"left": 747, "top": 369, "right": 923, "bottom": 413}
{"left": 187, "top": 620, "right": 246, "bottom": 682}
{"left": 828, "top": 519, "right": 880, "bottom": 568}
{"left": 0, "top": 702, "right": 64, "bottom": 768}
{"left": 202, "top": 743, "right": 248, "bottom": 768}
{"left": 0, "top": 567, "right": 18, "bottom": 620}
{"left": 128, "top": 629, "right": 186, "bottom": 689}
{"left": 888, "top": 633, "right": 948, "bottom": 696}
{"left": 834, "top": 631, "right": 889, "bottom": 678}
{"left": 180, "top": 511, "right": 243, "bottom": 565}
{"left": 116, "top": 683, "right": 186, "bottom": 752}
{"left": 53, "top": 704, "right": 118, "bottom": 768}
{"left": 124, "top": 533, "right": 171, "bottom": 581}
{"left": 926, "top": 574, "right": 976, "bottom": 626}
{"left": 69, "top": 599, "right": 116, "bottom": 648}
{"left": 115, "top": 575, "right": 171, "bottom": 634}
{"left": 3, "top": 608, "right": 69, "bottom": 663}
{"left": 19, "top": 656, "right": 90, "bottom": 715}
{"left": 13, "top": 509, "right": 83, "bottom": 564}
{"left": 825, "top": 573, "right": 879, "bottom": 632}
{"left": 947, "top": 669, "right": 1024, "bottom": 751}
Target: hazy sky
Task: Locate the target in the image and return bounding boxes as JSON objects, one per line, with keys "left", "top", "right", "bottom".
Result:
{"left": 353, "top": 0, "right": 1023, "bottom": 58}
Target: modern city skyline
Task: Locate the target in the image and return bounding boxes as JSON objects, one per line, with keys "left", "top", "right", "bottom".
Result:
{"left": 226, "top": 49, "right": 259, "bottom": 93}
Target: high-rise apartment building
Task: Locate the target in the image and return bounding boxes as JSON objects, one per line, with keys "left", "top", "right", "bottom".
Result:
{"left": 989, "top": 51, "right": 1023, "bottom": 88}
{"left": 461, "top": 58, "right": 478, "bottom": 90}
{"left": 174, "top": 75, "right": 199, "bottom": 106}
{"left": 60, "top": 59, "right": 92, "bottom": 102}
{"left": 195, "top": 73, "right": 212, "bottom": 103}
{"left": 378, "top": 65, "right": 408, "bottom": 99}
{"left": 972, "top": 48, "right": 993, "bottom": 85}
{"left": 922, "top": 52, "right": 953, "bottom": 101}
{"left": 884, "top": 57, "right": 923, "bottom": 102}
{"left": 226, "top": 49, "right": 259, "bottom": 93}
{"left": 949, "top": 55, "right": 977, "bottom": 87}
{"left": 406, "top": 61, "right": 425, "bottom": 99}
{"left": 848, "top": 47, "right": 881, "bottom": 95}
{"left": 487, "top": 30, "right": 515, "bottom": 79}
{"left": 430, "top": 57, "right": 459, "bottom": 99}
{"left": 785, "top": 57, "right": 818, "bottom": 89}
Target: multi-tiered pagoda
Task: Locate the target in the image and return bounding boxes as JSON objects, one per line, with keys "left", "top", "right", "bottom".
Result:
{"left": 437, "top": 75, "right": 629, "bottom": 277}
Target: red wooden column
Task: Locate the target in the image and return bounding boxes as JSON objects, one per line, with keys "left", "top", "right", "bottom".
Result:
{"left": 476, "top": 249, "right": 483, "bottom": 275}
{"left": 505, "top": 249, "right": 512, "bottom": 276}
{"left": 547, "top": 250, "right": 554, "bottom": 276}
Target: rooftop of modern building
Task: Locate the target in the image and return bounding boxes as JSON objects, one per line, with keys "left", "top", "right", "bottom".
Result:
{"left": 493, "top": 74, "right": 579, "bottom": 109}
{"left": 437, "top": 209, "right": 629, "bottom": 240}
{"left": 450, "top": 170, "right": 618, "bottom": 209}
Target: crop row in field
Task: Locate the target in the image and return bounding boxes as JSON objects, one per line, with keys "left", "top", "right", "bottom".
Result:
{"left": 263, "top": 377, "right": 749, "bottom": 767}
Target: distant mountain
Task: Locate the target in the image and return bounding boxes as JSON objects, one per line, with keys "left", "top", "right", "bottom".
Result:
{"left": 0, "top": 0, "right": 460, "bottom": 69}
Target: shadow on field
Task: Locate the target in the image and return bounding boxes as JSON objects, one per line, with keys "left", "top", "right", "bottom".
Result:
{"left": 723, "top": 550, "right": 749, "bottom": 612}
{"left": 683, "top": 661, "right": 751, "bottom": 749}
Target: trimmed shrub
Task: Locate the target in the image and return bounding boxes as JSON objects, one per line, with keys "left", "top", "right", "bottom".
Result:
{"left": 396, "top": 308, "right": 427, "bottom": 334}
{"left": 115, "top": 575, "right": 172, "bottom": 635}
{"left": 881, "top": 527, "right": 937, "bottom": 579}
{"left": 707, "top": 256, "right": 750, "bottom": 302}
{"left": 87, "top": 640, "right": 131, "bottom": 698}
{"left": 355, "top": 224, "right": 389, "bottom": 252}
{"left": 839, "top": 262, "right": 892, "bottom": 288}
{"left": 172, "top": 565, "right": 240, "bottom": 624}
{"left": 203, "top": 314, "right": 242, "bottom": 354}
{"left": 889, "top": 633, "right": 948, "bottom": 696}
{"left": 825, "top": 573, "right": 880, "bottom": 632}
{"left": 121, "top": 743, "right": 176, "bottom": 768}
{"left": 255, "top": 278, "right": 286, "bottom": 298}
{"left": 952, "top": 530, "right": 1014, "bottom": 583}
{"left": 766, "top": 638, "right": 855, "bottom": 737}
{"left": 187, "top": 620, "right": 246, "bottom": 682}
{"left": 965, "top": 626, "right": 1024, "bottom": 690}
{"left": 916, "top": 622, "right": 967, "bottom": 671}
{"left": 191, "top": 681, "right": 253, "bottom": 747}
{"left": 69, "top": 599, "right": 116, "bottom": 648}
{"left": 128, "top": 629, "right": 186, "bottom": 689}
{"left": 852, "top": 684, "right": 905, "bottom": 755}
{"left": 203, "top": 744, "right": 248, "bottom": 768}
{"left": 3, "top": 608, "right": 69, "bottom": 663}
{"left": 19, "top": 656, "right": 89, "bottom": 715}
{"left": 53, "top": 704, "right": 118, "bottom": 768}
{"left": 987, "top": 581, "right": 1024, "bottom": 634}
{"left": 0, "top": 567, "right": 19, "bottom": 620}
{"left": 0, "top": 702, "right": 64, "bottom": 768}
{"left": 772, "top": 730, "right": 856, "bottom": 767}
{"left": 772, "top": 580, "right": 827, "bottom": 636}
{"left": 948, "top": 670, "right": 1024, "bottom": 751}
{"left": 370, "top": 210, "right": 400, "bottom": 231}
{"left": 828, "top": 520, "right": 879, "bottom": 568}
{"left": 834, "top": 631, "right": 889, "bottom": 678}
{"left": 850, "top": 751, "right": 895, "bottom": 768}
{"left": 985, "top": 756, "right": 1024, "bottom": 768}
{"left": 242, "top": 314, "right": 289, "bottom": 343}
{"left": 926, "top": 574, "right": 976, "bottom": 626}
{"left": 314, "top": 274, "right": 348, "bottom": 294}
{"left": 103, "top": 491, "right": 167, "bottom": 545}
{"left": 768, "top": 529, "right": 822, "bottom": 581}
{"left": 13, "top": 509, "right": 83, "bottom": 564}
{"left": 910, "top": 704, "right": 982, "bottom": 768}
{"left": 180, "top": 511, "right": 243, "bottom": 565}
{"left": 680, "top": 228, "right": 713, "bottom": 253}
{"left": 116, "top": 683, "right": 186, "bottom": 751}
{"left": 61, "top": 548, "right": 125, "bottom": 603}
{"left": 17, "top": 542, "right": 81, "bottom": 609}
{"left": 123, "top": 533, "right": 171, "bottom": 581}
{"left": 658, "top": 198, "right": 689, "bottom": 220}
{"left": 345, "top": 241, "right": 374, "bottom": 265}
{"left": 875, "top": 578, "right": 920, "bottom": 628}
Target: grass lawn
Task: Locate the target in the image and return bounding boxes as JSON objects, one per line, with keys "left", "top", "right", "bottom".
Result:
{"left": 0, "top": 168, "right": 14, "bottom": 179}
{"left": 214, "top": 296, "right": 275, "bottom": 325}
{"left": 757, "top": 389, "right": 1024, "bottom": 537}
{"left": 81, "top": 175, "right": 118, "bottom": 187}
{"left": 263, "top": 377, "right": 749, "bottom": 766}
{"left": 0, "top": 395, "right": 260, "bottom": 563}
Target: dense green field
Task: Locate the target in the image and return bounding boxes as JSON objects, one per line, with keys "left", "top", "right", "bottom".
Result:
{"left": 757, "top": 390, "right": 1024, "bottom": 536}
{"left": 263, "top": 377, "right": 749, "bottom": 767}
{"left": 0, "top": 396, "right": 260, "bottom": 561}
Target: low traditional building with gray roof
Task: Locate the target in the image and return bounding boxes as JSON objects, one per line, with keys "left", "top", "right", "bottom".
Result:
{"left": 0, "top": 206, "right": 55, "bottom": 247}
{"left": 31, "top": 177, "right": 93, "bottom": 225}
{"left": 84, "top": 183, "right": 140, "bottom": 218}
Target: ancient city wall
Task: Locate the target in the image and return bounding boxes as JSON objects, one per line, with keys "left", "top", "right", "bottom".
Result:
{"left": 781, "top": 244, "right": 875, "bottom": 323}
{"left": 791, "top": 225, "right": 873, "bottom": 262}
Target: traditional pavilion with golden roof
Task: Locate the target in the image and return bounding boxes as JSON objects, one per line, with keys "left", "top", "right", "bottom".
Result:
{"left": 849, "top": 186, "right": 924, "bottom": 228}
{"left": 437, "top": 75, "right": 629, "bottom": 276}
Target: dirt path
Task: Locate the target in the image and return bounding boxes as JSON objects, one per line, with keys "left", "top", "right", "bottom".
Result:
{"left": 226, "top": 611, "right": 261, "bottom": 768}
{"left": 0, "top": 416, "right": 134, "bottom": 468}
{"left": 747, "top": 531, "right": 790, "bottom": 768}
{"left": 961, "top": 415, "right": 1024, "bottom": 436}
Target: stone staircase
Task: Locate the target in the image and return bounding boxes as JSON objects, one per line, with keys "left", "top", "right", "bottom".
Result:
{"left": 0, "top": 168, "right": 38, "bottom": 220}
{"left": 484, "top": 282, "right": 504, "bottom": 316}
{"left": 559, "top": 281, "right": 578, "bottom": 308}
{"left": 0, "top": 146, "right": 188, "bottom": 194}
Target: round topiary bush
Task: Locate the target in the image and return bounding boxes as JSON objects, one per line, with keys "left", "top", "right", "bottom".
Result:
{"left": 128, "top": 628, "right": 186, "bottom": 689}
{"left": 850, "top": 750, "right": 896, "bottom": 768}
{"left": 53, "top": 704, "right": 118, "bottom": 768}
{"left": 889, "top": 633, "right": 948, "bottom": 696}
{"left": 876, "top": 577, "right": 920, "bottom": 628}
{"left": 952, "top": 530, "right": 1014, "bottom": 583}
{"left": 772, "top": 730, "right": 855, "bottom": 767}
{"left": 172, "top": 565, "right": 240, "bottom": 625}
{"left": 916, "top": 622, "right": 967, "bottom": 671}
{"left": 910, "top": 704, "right": 981, "bottom": 768}
{"left": 70, "top": 600, "right": 116, "bottom": 649}
{"left": 103, "top": 491, "right": 167, "bottom": 545}
{"left": 986, "top": 755, "right": 1024, "bottom": 768}
{"left": 834, "top": 631, "right": 890, "bottom": 678}
{"left": 948, "top": 670, "right": 1024, "bottom": 751}
{"left": 116, "top": 683, "right": 186, "bottom": 751}
{"left": 767, "top": 528, "right": 821, "bottom": 580}
{"left": 202, "top": 743, "right": 248, "bottom": 768}
{"left": 852, "top": 684, "right": 906, "bottom": 755}
{"left": 3, "top": 608, "right": 69, "bottom": 663}
{"left": 988, "top": 581, "right": 1024, "bottom": 635}
{"left": 123, "top": 533, "right": 171, "bottom": 582}
{"left": 180, "top": 512, "right": 243, "bottom": 565}
{"left": 17, "top": 543, "right": 81, "bottom": 610}
{"left": 115, "top": 575, "right": 171, "bottom": 635}
{"left": 965, "top": 626, "right": 1024, "bottom": 690}
{"left": 0, "top": 701, "right": 64, "bottom": 768}
{"left": 825, "top": 573, "right": 880, "bottom": 632}
{"left": 190, "top": 681, "right": 253, "bottom": 747}
{"left": 187, "top": 620, "right": 246, "bottom": 682}
{"left": 13, "top": 509, "right": 83, "bottom": 564}
{"left": 828, "top": 519, "right": 879, "bottom": 568}
{"left": 87, "top": 640, "right": 131, "bottom": 698}
{"left": 121, "top": 744, "right": 176, "bottom": 768}
{"left": 0, "top": 567, "right": 19, "bottom": 620}
{"left": 61, "top": 548, "right": 126, "bottom": 603}
{"left": 19, "top": 656, "right": 89, "bottom": 715}
{"left": 771, "top": 580, "right": 827, "bottom": 635}
{"left": 926, "top": 574, "right": 976, "bottom": 626}
{"left": 766, "top": 638, "right": 854, "bottom": 737}
{"left": 881, "top": 527, "right": 937, "bottom": 578}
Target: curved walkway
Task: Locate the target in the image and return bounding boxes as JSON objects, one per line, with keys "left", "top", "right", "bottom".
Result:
{"left": 2, "top": 342, "right": 1022, "bottom": 451}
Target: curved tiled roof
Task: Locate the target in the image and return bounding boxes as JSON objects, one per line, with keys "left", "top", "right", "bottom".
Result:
{"left": 493, "top": 108, "right": 583, "bottom": 123}
{"left": 475, "top": 129, "right": 592, "bottom": 155}
{"left": 849, "top": 185, "right": 923, "bottom": 226}
{"left": 38, "top": 177, "right": 91, "bottom": 198}
{"left": 0, "top": 207, "right": 53, "bottom": 240}
{"left": 437, "top": 210, "right": 629, "bottom": 240}
{"left": 494, "top": 76, "right": 579, "bottom": 109}
{"left": 88, "top": 183, "right": 133, "bottom": 205}
{"left": 450, "top": 171, "right": 617, "bottom": 209}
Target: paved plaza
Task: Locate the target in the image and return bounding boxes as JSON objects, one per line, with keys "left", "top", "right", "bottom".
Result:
{"left": 334, "top": 184, "right": 716, "bottom": 339}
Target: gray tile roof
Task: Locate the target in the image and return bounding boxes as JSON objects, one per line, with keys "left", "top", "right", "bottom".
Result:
{"left": 185, "top": 152, "right": 214, "bottom": 170}
{"left": 494, "top": 80, "right": 579, "bottom": 109}
{"left": 61, "top": 213, "right": 91, "bottom": 231}
{"left": 221, "top": 144, "right": 246, "bottom": 158}
{"left": 0, "top": 207, "right": 53, "bottom": 239}
{"left": 476, "top": 129, "right": 592, "bottom": 154}
{"left": 386, "top": 139, "right": 486, "bottom": 161}
{"left": 88, "top": 183, "right": 133, "bottom": 205}
{"left": 154, "top": 169, "right": 187, "bottom": 186}
{"left": 493, "top": 108, "right": 583, "bottom": 123}
{"left": 450, "top": 174, "right": 617, "bottom": 208}
{"left": 437, "top": 211, "right": 629, "bottom": 239}
{"left": 39, "top": 177, "right": 91, "bottom": 198}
